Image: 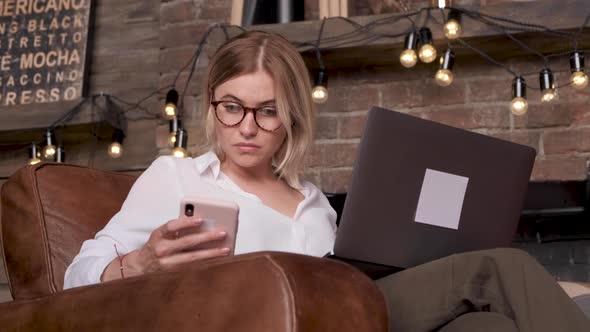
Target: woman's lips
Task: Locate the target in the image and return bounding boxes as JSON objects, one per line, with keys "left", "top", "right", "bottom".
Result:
{"left": 235, "top": 143, "right": 260, "bottom": 153}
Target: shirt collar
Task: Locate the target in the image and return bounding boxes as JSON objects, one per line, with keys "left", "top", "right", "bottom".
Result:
{"left": 195, "top": 150, "right": 221, "bottom": 179}
{"left": 194, "top": 150, "right": 305, "bottom": 192}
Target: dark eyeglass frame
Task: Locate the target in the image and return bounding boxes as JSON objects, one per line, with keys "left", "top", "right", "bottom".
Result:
{"left": 211, "top": 100, "right": 283, "bottom": 132}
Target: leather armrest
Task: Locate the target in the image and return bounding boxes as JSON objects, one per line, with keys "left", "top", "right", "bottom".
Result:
{"left": 0, "top": 252, "right": 387, "bottom": 332}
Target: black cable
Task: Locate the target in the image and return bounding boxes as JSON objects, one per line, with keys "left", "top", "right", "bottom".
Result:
{"left": 475, "top": 15, "right": 551, "bottom": 66}
{"left": 111, "top": 86, "right": 172, "bottom": 113}
{"left": 293, "top": 10, "right": 419, "bottom": 49}
{"left": 454, "top": 37, "right": 518, "bottom": 77}
{"left": 459, "top": 7, "right": 578, "bottom": 40}
{"left": 168, "top": 22, "right": 239, "bottom": 89}
{"left": 574, "top": 13, "right": 590, "bottom": 50}
{"left": 48, "top": 98, "right": 88, "bottom": 131}
{"left": 458, "top": 8, "right": 578, "bottom": 55}
{"left": 179, "top": 24, "right": 218, "bottom": 115}
{"left": 546, "top": 50, "right": 576, "bottom": 59}
{"left": 315, "top": 17, "right": 327, "bottom": 70}
{"left": 421, "top": 7, "right": 432, "bottom": 28}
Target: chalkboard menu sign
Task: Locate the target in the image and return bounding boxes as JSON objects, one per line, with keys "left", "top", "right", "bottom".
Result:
{"left": 0, "top": 0, "right": 92, "bottom": 107}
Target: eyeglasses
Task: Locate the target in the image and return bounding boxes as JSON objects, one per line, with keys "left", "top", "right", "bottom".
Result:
{"left": 211, "top": 100, "right": 283, "bottom": 132}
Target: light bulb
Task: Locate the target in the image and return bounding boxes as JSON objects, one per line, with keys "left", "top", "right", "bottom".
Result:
{"left": 419, "top": 44, "right": 437, "bottom": 63}
{"left": 163, "top": 89, "right": 179, "bottom": 120}
{"left": 435, "top": 69, "right": 453, "bottom": 86}
{"left": 511, "top": 76, "right": 527, "bottom": 115}
{"left": 28, "top": 143, "right": 42, "bottom": 165}
{"left": 56, "top": 146, "right": 65, "bottom": 163}
{"left": 42, "top": 130, "right": 56, "bottom": 159}
{"left": 172, "top": 128, "right": 188, "bottom": 158}
{"left": 312, "top": 85, "right": 328, "bottom": 104}
{"left": 539, "top": 69, "right": 556, "bottom": 103}
{"left": 541, "top": 89, "right": 557, "bottom": 102}
{"left": 172, "top": 147, "right": 187, "bottom": 158}
{"left": 28, "top": 157, "right": 41, "bottom": 165}
{"left": 570, "top": 52, "right": 586, "bottom": 90}
{"left": 571, "top": 71, "right": 588, "bottom": 89}
{"left": 312, "top": 70, "right": 329, "bottom": 104}
{"left": 444, "top": 19, "right": 461, "bottom": 39}
{"left": 400, "top": 49, "right": 418, "bottom": 68}
{"left": 108, "top": 142, "right": 123, "bottom": 158}
{"left": 164, "top": 104, "right": 177, "bottom": 119}
{"left": 43, "top": 144, "right": 56, "bottom": 158}
{"left": 168, "top": 131, "right": 177, "bottom": 147}
{"left": 510, "top": 97, "right": 528, "bottom": 115}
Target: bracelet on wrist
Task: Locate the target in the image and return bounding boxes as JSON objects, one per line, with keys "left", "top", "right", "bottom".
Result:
{"left": 114, "top": 244, "right": 126, "bottom": 279}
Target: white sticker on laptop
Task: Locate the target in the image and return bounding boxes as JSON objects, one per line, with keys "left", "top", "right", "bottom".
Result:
{"left": 414, "top": 169, "right": 469, "bottom": 230}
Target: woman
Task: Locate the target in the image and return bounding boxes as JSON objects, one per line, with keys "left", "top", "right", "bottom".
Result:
{"left": 64, "top": 30, "right": 336, "bottom": 286}
{"left": 65, "top": 31, "right": 589, "bottom": 331}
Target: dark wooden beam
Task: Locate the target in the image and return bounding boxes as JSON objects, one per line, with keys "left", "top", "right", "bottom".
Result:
{"left": 0, "top": 120, "right": 116, "bottom": 152}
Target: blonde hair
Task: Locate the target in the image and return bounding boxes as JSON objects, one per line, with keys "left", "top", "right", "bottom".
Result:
{"left": 202, "top": 31, "right": 314, "bottom": 188}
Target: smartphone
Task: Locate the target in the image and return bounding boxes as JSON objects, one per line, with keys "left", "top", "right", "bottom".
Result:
{"left": 178, "top": 197, "right": 240, "bottom": 255}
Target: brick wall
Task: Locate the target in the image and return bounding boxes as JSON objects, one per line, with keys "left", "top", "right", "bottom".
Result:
{"left": 308, "top": 56, "right": 590, "bottom": 192}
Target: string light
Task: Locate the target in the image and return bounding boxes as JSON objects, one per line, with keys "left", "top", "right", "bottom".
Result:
{"left": 168, "top": 117, "right": 182, "bottom": 147}
{"left": 570, "top": 51, "right": 588, "bottom": 89}
{"left": 28, "top": 143, "right": 42, "bottom": 165}
{"left": 418, "top": 27, "right": 437, "bottom": 63}
{"left": 42, "top": 130, "right": 56, "bottom": 159}
{"left": 435, "top": 49, "right": 455, "bottom": 87}
{"left": 108, "top": 129, "right": 125, "bottom": 158}
{"left": 10, "top": 11, "right": 590, "bottom": 166}
{"left": 312, "top": 18, "right": 328, "bottom": 104}
{"left": 56, "top": 146, "right": 66, "bottom": 163}
{"left": 311, "top": 70, "right": 329, "bottom": 104}
{"left": 163, "top": 89, "right": 179, "bottom": 120}
{"left": 172, "top": 128, "right": 188, "bottom": 158}
{"left": 511, "top": 76, "right": 528, "bottom": 116}
{"left": 400, "top": 30, "right": 418, "bottom": 68}
{"left": 539, "top": 68, "right": 557, "bottom": 102}
{"left": 444, "top": 10, "right": 462, "bottom": 39}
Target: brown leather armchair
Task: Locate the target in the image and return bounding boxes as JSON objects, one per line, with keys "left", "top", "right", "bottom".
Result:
{"left": 0, "top": 162, "right": 388, "bottom": 331}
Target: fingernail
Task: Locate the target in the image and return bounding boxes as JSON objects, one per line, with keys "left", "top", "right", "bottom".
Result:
{"left": 221, "top": 247, "right": 230, "bottom": 253}
{"left": 217, "top": 231, "right": 227, "bottom": 237}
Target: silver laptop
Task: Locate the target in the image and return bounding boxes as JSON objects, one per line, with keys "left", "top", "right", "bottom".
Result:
{"left": 331, "top": 106, "right": 536, "bottom": 272}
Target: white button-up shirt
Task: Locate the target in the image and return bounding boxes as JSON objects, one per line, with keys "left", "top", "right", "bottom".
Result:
{"left": 64, "top": 151, "right": 337, "bottom": 289}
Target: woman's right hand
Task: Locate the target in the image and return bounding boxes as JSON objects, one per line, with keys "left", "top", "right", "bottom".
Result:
{"left": 101, "top": 216, "right": 229, "bottom": 281}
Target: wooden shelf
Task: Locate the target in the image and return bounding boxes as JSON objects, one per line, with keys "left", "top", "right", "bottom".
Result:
{"left": 211, "top": 0, "right": 590, "bottom": 70}
{"left": 0, "top": 120, "right": 117, "bottom": 153}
